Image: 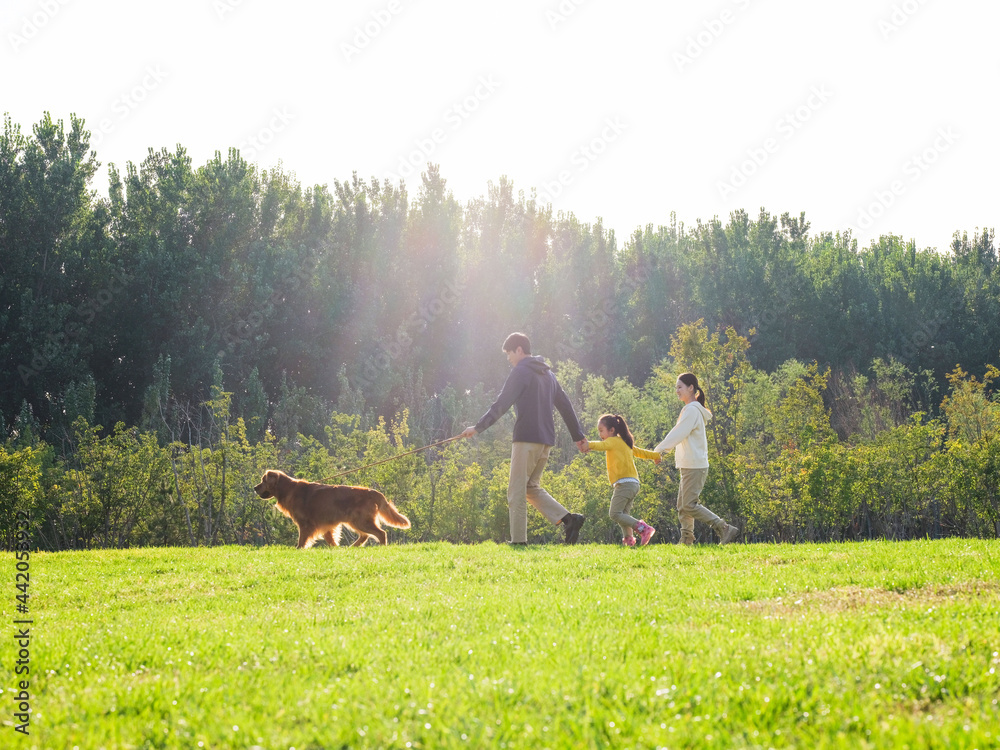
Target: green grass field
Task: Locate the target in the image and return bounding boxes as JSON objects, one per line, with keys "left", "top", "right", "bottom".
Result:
{"left": 3, "top": 539, "right": 999, "bottom": 749}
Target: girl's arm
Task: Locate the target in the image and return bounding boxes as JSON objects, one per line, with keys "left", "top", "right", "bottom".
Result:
{"left": 632, "top": 446, "right": 660, "bottom": 462}
{"left": 587, "top": 439, "right": 613, "bottom": 452}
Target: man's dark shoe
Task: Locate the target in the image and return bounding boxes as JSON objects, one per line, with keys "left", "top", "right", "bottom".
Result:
{"left": 563, "top": 513, "right": 585, "bottom": 545}
{"left": 506, "top": 541, "right": 528, "bottom": 546}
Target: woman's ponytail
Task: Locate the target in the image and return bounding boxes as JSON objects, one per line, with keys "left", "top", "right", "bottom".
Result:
{"left": 678, "top": 372, "right": 706, "bottom": 407}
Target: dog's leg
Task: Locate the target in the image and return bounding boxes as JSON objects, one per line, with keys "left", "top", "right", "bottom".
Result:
{"left": 324, "top": 529, "right": 339, "bottom": 547}
{"left": 351, "top": 532, "right": 369, "bottom": 547}
{"left": 364, "top": 523, "right": 388, "bottom": 545}
{"left": 353, "top": 517, "right": 388, "bottom": 545}
{"left": 297, "top": 528, "right": 313, "bottom": 549}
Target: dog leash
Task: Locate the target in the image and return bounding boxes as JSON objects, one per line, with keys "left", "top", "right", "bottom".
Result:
{"left": 318, "top": 435, "right": 464, "bottom": 482}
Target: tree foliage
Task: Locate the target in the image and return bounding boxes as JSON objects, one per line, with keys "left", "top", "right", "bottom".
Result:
{"left": 2, "top": 113, "right": 999, "bottom": 548}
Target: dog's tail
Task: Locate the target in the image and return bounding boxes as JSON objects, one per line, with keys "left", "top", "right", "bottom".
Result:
{"left": 375, "top": 492, "right": 411, "bottom": 529}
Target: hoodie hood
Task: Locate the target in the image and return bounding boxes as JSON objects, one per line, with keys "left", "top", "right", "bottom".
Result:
{"left": 689, "top": 401, "right": 713, "bottom": 423}
{"left": 519, "top": 355, "right": 552, "bottom": 374}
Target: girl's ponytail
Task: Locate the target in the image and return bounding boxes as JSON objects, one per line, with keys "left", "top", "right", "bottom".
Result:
{"left": 615, "top": 415, "right": 634, "bottom": 448}
{"left": 598, "top": 413, "right": 635, "bottom": 448}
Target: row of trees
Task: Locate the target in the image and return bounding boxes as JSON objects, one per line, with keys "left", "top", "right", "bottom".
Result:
{"left": 1, "top": 112, "right": 998, "bottom": 548}
{"left": 3, "top": 321, "right": 998, "bottom": 550}
{"left": 2, "top": 113, "right": 998, "bottom": 450}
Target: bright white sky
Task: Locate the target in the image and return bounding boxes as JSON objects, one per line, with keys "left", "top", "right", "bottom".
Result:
{"left": 4, "top": 0, "right": 997, "bottom": 251}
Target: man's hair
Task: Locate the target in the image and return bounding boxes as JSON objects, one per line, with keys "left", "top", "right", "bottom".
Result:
{"left": 502, "top": 332, "right": 531, "bottom": 355}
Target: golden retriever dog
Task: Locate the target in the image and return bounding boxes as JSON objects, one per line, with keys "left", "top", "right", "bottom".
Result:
{"left": 253, "top": 470, "right": 410, "bottom": 548}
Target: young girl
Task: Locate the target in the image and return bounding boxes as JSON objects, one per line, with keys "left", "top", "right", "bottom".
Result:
{"left": 653, "top": 372, "right": 739, "bottom": 545}
{"left": 586, "top": 414, "right": 661, "bottom": 546}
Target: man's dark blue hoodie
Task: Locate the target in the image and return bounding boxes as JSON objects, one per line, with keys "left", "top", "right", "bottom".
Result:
{"left": 474, "top": 355, "right": 586, "bottom": 445}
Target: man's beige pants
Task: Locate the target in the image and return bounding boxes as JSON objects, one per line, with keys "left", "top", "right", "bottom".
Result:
{"left": 508, "top": 442, "right": 568, "bottom": 543}
{"left": 677, "top": 467, "right": 727, "bottom": 543}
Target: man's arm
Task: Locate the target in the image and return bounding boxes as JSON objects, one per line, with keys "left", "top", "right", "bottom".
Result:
{"left": 459, "top": 368, "right": 526, "bottom": 438}
{"left": 552, "top": 377, "right": 587, "bottom": 446}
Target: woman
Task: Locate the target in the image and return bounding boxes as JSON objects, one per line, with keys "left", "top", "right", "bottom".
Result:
{"left": 654, "top": 372, "right": 739, "bottom": 546}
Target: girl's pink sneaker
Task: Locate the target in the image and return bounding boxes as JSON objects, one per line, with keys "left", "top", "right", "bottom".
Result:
{"left": 622, "top": 536, "right": 636, "bottom": 547}
{"left": 636, "top": 521, "right": 656, "bottom": 546}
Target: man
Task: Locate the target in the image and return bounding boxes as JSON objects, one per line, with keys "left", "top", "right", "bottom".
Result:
{"left": 459, "top": 332, "right": 588, "bottom": 544}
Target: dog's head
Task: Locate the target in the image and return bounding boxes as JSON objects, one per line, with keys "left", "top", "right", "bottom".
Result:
{"left": 253, "top": 469, "right": 288, "bottom": 499}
